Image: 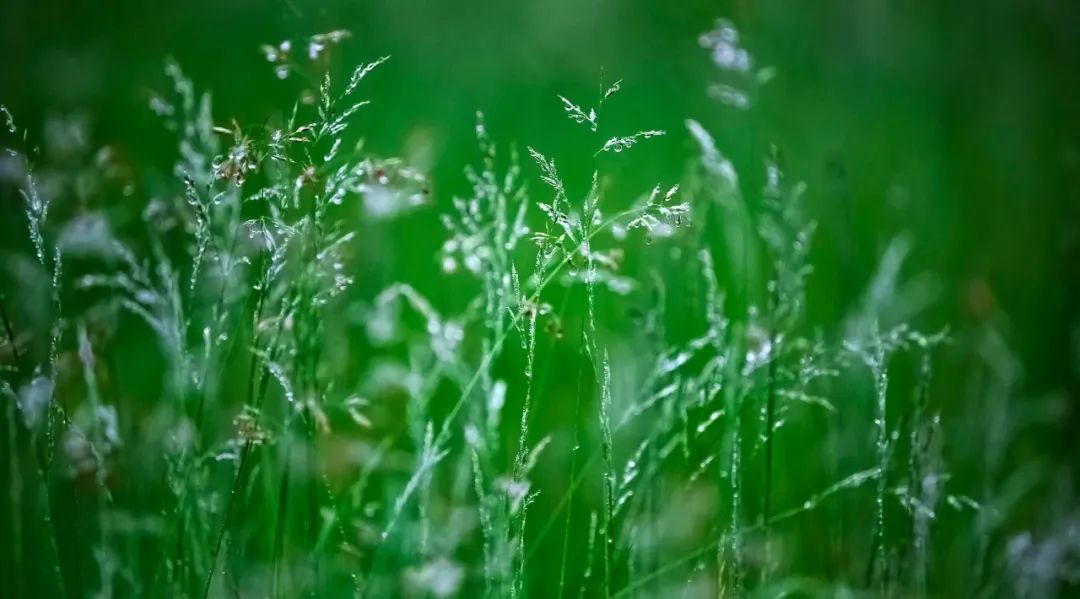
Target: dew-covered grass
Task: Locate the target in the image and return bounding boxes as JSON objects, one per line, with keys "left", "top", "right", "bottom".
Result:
{"left": 1, "top": 7, "right": 1079, "bottom": 599}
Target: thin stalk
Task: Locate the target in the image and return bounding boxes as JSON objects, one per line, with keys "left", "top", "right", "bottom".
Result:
{"left": 202, "top": 441, "right": 252, "bottom": 599}
{"left": 910, "top": 350, "right": 932, "bottom": 598}
{"left": 305, "top": 410, "right": 320, "bottom": 594}
{"left": 201, "top": 250, "right": 270, "bottom": 598}
{"left": 599, "top": 354, "right": 616, "bottom": 599}
{"left": 729, "top": 412, "right": 743, "bottom": 595}
{"left": 558, "top": 296, "right": 591, "bottom": 599}
{"left": 271, "top": 444, "right": 292, "bottom": 599}
{"left": 761, "top": 275, "right": 779, "bottom": 580}
{"left": 864, "top": 335, "right": 889, "bottom": 593}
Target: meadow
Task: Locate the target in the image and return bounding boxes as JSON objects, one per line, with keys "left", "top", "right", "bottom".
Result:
{"left": 1, "top": 1, "right": 1078, "bottom": 597}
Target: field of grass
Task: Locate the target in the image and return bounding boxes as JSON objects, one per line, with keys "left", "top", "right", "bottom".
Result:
{"left": 2, "top": 1, "right": 1079, "bottom": 597}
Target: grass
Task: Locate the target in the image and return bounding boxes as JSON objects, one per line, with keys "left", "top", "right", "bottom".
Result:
{"left": 1, "top": 14, "right": 1078, "bottom": 599}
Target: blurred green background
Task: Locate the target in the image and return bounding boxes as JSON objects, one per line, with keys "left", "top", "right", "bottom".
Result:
{"left": 4, "top": 0, "right": 1077, "bottom": 392}
{"left": 3, "top": 0, "right": 1080, "bottom": 594}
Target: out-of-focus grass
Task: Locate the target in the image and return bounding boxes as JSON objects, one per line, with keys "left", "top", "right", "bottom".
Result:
{"left": 1, "top": 1, "right": 1079, "bottom": 597}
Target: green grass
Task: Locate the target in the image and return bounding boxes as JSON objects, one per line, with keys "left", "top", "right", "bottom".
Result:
{"left": 2, "top": 8, "right": 1079, "bottom": 599}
